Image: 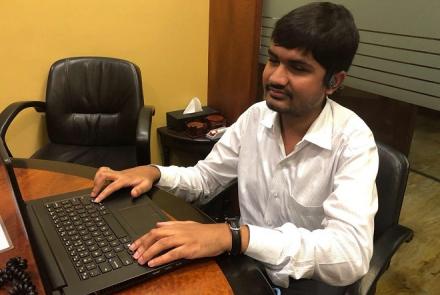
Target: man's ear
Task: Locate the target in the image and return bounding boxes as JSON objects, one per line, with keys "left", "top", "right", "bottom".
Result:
{"left": 325, "top": 71, "right": 346, "bottom": 95}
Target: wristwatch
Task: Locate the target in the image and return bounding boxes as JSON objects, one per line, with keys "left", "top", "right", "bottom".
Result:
{"left": 225, "top": 217, "right": 241, "bottom": 256}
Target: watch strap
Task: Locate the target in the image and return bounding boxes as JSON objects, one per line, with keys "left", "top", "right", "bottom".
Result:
{"left": 226, "top": 217, "right": 241, "bottom": 256}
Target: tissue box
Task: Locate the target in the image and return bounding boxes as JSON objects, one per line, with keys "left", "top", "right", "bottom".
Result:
{"left": 166, "top": 106, "right": 219, "bottom": 131}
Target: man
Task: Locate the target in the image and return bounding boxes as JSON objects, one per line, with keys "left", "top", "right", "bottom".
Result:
{"left": 92, "top": 2, "right": 378, "bottom": 293}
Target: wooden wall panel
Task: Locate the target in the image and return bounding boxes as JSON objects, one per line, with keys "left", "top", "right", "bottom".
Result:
{"left": 208, "top": 0, "right": 262, "bottom": 124}
{"left": 330, "top": 86, "right": 417, "bottom": 156}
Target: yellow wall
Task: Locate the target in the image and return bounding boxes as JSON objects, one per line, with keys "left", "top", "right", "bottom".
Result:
{"left": 0, "top": 0, "right": 209, "bottom": 164}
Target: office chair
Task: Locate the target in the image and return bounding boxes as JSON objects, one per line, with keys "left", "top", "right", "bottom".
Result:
{"left": 0, "top": 57, "right": 155, "bottom": 170}
{"left": 346, "top": 141, "right": 414, "bottom": 295}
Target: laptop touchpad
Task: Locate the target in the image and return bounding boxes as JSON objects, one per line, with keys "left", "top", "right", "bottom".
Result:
{"left": 118, "top": 204, "right": 166, "bottom": 237}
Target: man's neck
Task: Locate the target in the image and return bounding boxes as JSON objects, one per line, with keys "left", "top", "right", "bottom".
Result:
{"left": 279, "top": 108, "right": 323, "bottom": 155}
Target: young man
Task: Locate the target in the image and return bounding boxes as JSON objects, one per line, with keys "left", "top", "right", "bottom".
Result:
{"left": 91, "top": 2, "right": 378, "bottom": 292}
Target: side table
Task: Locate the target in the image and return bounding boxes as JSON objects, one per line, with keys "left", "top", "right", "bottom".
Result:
{"left": 157, "top": 126, "right": 218, "bottom": 166}
{"left": 157, "top": 126, "right": 239, "bottom": 220}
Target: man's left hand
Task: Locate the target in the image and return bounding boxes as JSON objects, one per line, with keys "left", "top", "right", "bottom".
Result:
{"left": 129, "top": 221, "right": 231, "bottom": 267}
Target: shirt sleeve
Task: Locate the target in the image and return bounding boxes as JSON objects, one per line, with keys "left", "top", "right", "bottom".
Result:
{"left": 245, "top": 128, "right": 379, "bottom": 287}
{"left": 155, "top": 109, "right": 251, "bottom": 205}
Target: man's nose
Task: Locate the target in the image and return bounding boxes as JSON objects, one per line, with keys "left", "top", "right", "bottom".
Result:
{"left": 269, "top": 64, "right": 288, "bottom": 86}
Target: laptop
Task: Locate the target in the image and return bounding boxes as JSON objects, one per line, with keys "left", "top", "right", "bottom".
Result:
{"left": 0, "top": 140, "right": 193, "bottom": 294}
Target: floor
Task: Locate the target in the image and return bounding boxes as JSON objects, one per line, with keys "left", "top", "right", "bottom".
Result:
{"left": 376, "top": 109, "right": 440, "bottom": 294}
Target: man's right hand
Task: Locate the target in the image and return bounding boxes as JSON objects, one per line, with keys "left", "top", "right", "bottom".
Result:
{"left": 91, "top": 165, "right": 161, "bottom": 203}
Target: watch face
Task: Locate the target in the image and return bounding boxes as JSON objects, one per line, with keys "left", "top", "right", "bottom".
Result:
{"left": 227, "top": 217, "right": 240, "bottom": 230}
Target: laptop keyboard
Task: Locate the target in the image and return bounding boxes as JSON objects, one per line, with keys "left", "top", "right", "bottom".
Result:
{"left": 45, "top": 194, "right": 135, "bottom": 280}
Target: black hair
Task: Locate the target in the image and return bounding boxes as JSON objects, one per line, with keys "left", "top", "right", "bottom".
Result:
{"left": 271, "top": 2, "right": 359, "bottom": 86}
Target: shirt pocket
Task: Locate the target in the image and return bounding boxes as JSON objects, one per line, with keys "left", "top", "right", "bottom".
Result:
{"left": 286, "top": 194, "right": 325, "bottom": 230}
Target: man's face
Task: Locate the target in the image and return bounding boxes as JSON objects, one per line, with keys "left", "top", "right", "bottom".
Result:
{"left": 263, "top": 45, "right": 332, "bottom": 118}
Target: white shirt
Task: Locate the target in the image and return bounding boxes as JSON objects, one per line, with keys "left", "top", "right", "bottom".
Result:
{"left": 156, "top": 98, "right": 378, "bottom": 287}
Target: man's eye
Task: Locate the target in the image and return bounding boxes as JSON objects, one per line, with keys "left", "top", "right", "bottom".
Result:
{"left": 268, "top": 58, "right": 279, "bottom": 65}
{"left": 292, "top": 65, "right": 305, "bottom": 71}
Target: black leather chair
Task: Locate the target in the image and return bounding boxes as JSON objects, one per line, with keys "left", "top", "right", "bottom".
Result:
{"left": 346, "top": 142, "right": 414, "bottom": 295}
{"left": 0, "top": 57, "right": 154, "bottom": 170}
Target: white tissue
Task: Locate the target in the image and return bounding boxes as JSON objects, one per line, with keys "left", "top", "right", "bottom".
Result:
{"left": 183, "top": 97, "right": 203, "bottom": 114}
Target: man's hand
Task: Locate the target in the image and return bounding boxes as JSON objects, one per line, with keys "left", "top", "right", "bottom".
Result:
{"left": 129, "top": 221, "right": 232, "bottom": 267}
{"left": 91, "top": 165, "right": 161, "bottom": 202}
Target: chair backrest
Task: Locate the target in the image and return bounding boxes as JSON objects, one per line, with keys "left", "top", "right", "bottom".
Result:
{"left": 374, "top": 142, "right": 410, "bottom": 240}
{"left": 45, "top": 57, "right": 144, "bottom": 146}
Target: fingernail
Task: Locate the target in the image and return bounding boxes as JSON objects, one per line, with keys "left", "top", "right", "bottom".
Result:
{"left": 138, "top": 257, "right": 145, "bottom": 265}
{"left": 147, "top": 260, "right": 155, "bottom": 267}
{"left": 133, "top": 251, "right": 140, "bottom": 259}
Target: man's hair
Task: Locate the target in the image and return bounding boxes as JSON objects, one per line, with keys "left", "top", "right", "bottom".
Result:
{"left": 272, "top": 2, "right": 359, "bottom": 85}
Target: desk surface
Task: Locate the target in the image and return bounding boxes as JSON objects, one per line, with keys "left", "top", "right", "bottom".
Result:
{"left": 0, "top": 159, "right": 242, "bottom": 294}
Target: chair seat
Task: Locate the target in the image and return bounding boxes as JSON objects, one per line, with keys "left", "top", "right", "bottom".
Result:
{"left": 32, "top": 143, "right": 137, "bottom": 170}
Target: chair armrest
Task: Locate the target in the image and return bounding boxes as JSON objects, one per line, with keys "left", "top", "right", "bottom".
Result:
{"left": 0, "top": 101, "right": 46, "bottom": 156}
{"left": 347, "top": 224, "right": 413, "bottom": 295}
{"left": 136, "top": 105, "right": 155, "bottom": 165}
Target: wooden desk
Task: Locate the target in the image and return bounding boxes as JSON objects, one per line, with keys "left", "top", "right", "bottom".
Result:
{"left": 0, "top": 159, "right": 237, "bottom": 294}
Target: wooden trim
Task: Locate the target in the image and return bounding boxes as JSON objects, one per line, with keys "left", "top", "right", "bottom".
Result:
{"left": 208, "top": 0, "right": 262, "bottom": 124}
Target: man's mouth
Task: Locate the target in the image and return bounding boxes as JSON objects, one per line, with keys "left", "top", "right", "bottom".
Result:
{"left": 267, "top": 86, "right": 291, "bottom": 100}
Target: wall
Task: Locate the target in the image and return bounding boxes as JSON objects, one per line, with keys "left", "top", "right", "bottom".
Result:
{"left": 0, "top": 0, "right": 209, "bottom": 164}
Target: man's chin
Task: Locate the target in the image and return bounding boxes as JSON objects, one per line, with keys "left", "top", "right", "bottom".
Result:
{"left": 265, "top": 98, "right": 289, "bottom": 113}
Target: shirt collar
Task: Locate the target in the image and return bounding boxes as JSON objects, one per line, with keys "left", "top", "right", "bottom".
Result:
{"left": 260, "top": 98, "right": 333, "bottom": 150}
{"left": 303, "top": 98, "right": 333, "bottom": 150}
{"left": 261, "top": 105, "right": 278, "bottom": 129}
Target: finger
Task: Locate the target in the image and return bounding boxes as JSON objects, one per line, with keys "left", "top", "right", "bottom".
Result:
{"left": 91, "top": 167, "right": 110, "bottom": 197}
{"left": 147, "top": 246, "right": 183, "bottom": 267}
{"left": 155, "top": 220, "right": 197, "bottom": 227}
{"left": 137, "top": 236, "right": 178, "bottom": 265}
{"left": 130, "top": 180, "right": 153, "bottom": 198}
{"left": 128, "top": 238, "right": 141, "bottom": 252}
{"left": 129, "top": 227, "right": 164, "bottom": 255}
{"left": 133, "top": 244, "right": 147, "bottom": 260}
{"left": 93, "top": 177, "right": 129, "bottom": 203}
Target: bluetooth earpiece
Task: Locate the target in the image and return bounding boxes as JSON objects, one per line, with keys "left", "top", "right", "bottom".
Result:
{"left": 328, "top": 76, "right": 337, "bottom": 88}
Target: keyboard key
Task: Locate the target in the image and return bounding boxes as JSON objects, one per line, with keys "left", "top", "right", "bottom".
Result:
{"left": 109, "top": 257, "right": 122, "bottom": 269}
{"left": 102, "top": 246, "right": 111, "bottom": 253}
{"left": 85, "top": 240, "right": 96, "bottom": 246}
{"left": 79, "top": 251, "right": 90, "bottom": 258}
{"left": 119, "top": 237, "right": 130, "bottom": 244}
{"left": 105, "top": 252, "right": 116, "bottom": 259}
{"left": 89, "top": 244, "right": 98, "bottom": 252}
{"left": 73, "top": 240, "right": 83, "bottom": 247}
{"left": 118, "top": 252, "right": 133, "bottom": 265}
{"left": 98, "top": 241, "right": 108, "bottom": 248}
{"left": 82, "top": 234, "right": 92, "bottom": 241}
{"left": 98, "top": 262, "right": 112, "bottom": 273}
{"left": 110, "top": 240, "right": 120, "bottom": 247}
{"left": 80, "top": 272, "right": 89, "bottom": 280}
{"left": 86, "top": 263, "right": 97, "bottom": 270}
{"left": 91, "top": 250, "right": 102, "bottom": 258}
{"left": 90, "top": 268, "right": 101, "bottom": 277}
{"left": 114, "top": 245, "right": 124, "bottom": 253}
{"left": 95, "top": 256, "right": 106, "bottom": 264}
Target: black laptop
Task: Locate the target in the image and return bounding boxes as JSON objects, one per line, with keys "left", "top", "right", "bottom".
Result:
{"left": 0, "top": 141, "right": 191, "bottom": 294}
